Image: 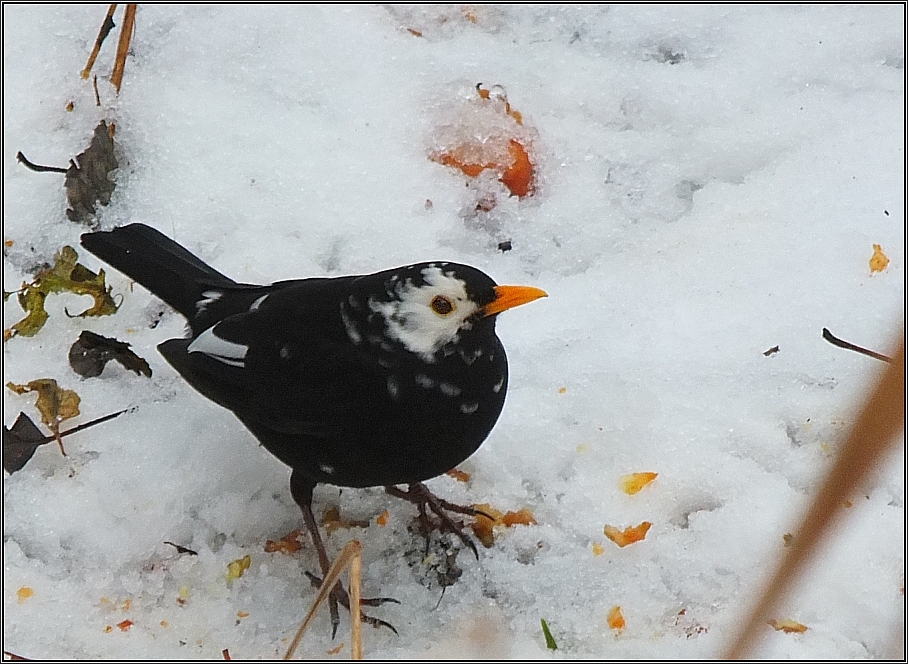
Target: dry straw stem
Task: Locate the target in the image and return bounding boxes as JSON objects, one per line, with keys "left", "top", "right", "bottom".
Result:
{"left": 81, "top": 4, "right": 117, "bottom": 79}
{"left": 283, "top": 540, "right": 363, "bottom": 660}
{"left": 110, "top": 4, "right": 136, "bottom": 93}
{"left": 725, "top": 332, "right": 905, "bottom": 659}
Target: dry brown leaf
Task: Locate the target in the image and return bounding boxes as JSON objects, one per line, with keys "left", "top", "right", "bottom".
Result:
{"left": 65, "top": 121, "right": 118, "bottom": 225}
{"left": 264, "top": 529, "right": 304, "bottom": 554}
{"left": 6, "top": 379, "right": 80, "bottom": 455}
{"left": 69, "top": 330, "right": 152, "bottom": 378}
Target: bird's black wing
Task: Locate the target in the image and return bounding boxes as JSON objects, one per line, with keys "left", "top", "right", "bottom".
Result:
{"left": 158, "top": 278, "right": 383, "bottom": 441}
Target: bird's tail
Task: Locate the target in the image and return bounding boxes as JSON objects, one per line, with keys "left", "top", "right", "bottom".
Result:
{"left": 80, "top": 223, "right": 238, "bottom": 320}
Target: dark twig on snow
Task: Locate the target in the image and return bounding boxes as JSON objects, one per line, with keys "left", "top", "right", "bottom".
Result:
{"left": 822, "top": 328, "right": 892, "bottom": 363}
{"left": 15, "top": 152, "right": 68, "bottom": 174}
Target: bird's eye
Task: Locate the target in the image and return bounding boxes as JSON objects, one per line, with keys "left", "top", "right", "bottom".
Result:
{"left": 430, "top": 295, "right": 455, "bottom": 316}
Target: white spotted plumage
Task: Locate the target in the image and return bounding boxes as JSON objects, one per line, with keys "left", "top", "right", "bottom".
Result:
{"left": 368, "top": 266, "right": 482, "bottom": 362}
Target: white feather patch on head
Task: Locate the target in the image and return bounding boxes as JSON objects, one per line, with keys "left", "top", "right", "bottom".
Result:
{"left": 368, "top": 266, "right": 481, "bottom": 362}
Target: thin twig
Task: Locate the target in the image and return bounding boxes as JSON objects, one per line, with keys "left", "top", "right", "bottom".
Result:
{"left": 110, "top": 4, "right": 136, "bottom": 93}
{"left": 283, "top": 540, "right": 363, "bottom": 660}
{"left": 725, "top": 335, "right": 904, "bottom": 658}
{"left": 16, "top": 409, "right": 133, "bottom": 449}
{"left": 92, "top": 74, "right": 101, "bottom": 106}
{"left": 81, "top": 4, "right": 118, "bottom": 79}
{"left": 15, "top": 152, "right": 68, "bottom": 174}
{"left": 822, "top": 327, "right": 892, "bottom": 363}
{"left": 350, "top": 545, "right": 362, "bottom": 660}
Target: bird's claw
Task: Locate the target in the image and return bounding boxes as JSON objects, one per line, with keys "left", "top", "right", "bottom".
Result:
{"left": 385, "top": 482, "right": 482, "bottom": 559}
{"left": 304, "top": 571, "right": 399, "bottom": 635}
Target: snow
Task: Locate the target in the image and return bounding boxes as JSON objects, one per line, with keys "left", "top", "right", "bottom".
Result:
{"left": 3, "top": 4, "right": 904, "bottom": 659}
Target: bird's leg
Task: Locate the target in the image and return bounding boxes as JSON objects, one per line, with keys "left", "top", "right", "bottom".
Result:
{"left": 290, "top": 471, "right": 341, "bottom": 635}
{"left": 385, "top": 482, "right": 486, "bottom": 559}
{"left": 290, "top": 471, "right": 398, "bottom": 636}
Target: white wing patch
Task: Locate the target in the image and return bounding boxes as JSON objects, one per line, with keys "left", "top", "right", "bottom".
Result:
{"left": 249, "top": 294, "right": 269, "bottom": 311}
{"left": 195, "top": 289, "right": 222, "bottom": 314}
{"left": 188, "top": 326, "right": 247, "bottom": 368}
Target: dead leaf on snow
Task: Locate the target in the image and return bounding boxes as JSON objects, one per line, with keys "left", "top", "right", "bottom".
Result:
{"left": 4, "top": 245, "right": 118, "bottom": 341}
{"left": 69, "top": 330, "right": 151, "bottom": 378}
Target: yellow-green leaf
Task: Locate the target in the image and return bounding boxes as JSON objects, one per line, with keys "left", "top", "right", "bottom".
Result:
{"left": 4, "top": 245, "right": 118, "bottom": 340}
{"left": 226, "top": 555, "right": 252, "bottom": 581}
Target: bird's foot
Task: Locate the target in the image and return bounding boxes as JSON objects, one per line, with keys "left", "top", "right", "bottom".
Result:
{"left": 385, "top": 482, "right": 487, "bottom": 559}
{"left": 304, "top": 572, "right": 399, "bottom": 634}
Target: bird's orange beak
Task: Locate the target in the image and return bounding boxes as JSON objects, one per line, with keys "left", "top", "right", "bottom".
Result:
{"left": 482, "top": 285, "right": 548, "bottom": 317}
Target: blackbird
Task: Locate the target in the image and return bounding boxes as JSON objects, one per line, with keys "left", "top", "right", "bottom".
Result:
{"left": 80, "top": 223, "right": 546, "bottom": 630}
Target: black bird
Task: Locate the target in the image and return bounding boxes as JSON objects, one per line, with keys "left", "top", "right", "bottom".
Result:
{"left": 80, "top": 223, "right": 546, "bottom": 629}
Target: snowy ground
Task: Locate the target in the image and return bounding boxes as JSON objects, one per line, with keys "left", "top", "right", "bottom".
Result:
{"left": 3, "top": 4, "right": 904, "bottom": 659}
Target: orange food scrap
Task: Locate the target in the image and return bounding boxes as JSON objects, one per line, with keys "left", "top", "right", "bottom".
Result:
{"left": 619, "top": 472, "right": 658, "bottom": 495}
{"left": 326, "top": 643, "right": 345, "bottom": 655}
{"left": 264, "top": 529, "right": 304, "bottom": 554}
{"left": 500, "top": 139, "right": 533, "bottom": 197}
{"left": 117, "top": 619, "right": 133, "bottom": 632}
{"left": 16, "top": 587, "right": 34, "bottom": 603}
{"left": 470, "top": 503, "right": 536, "bottom": 547}
{"left": 502, "top": 507, "right": 537, "bottom": 527}
{"left": 236, "top": 611, "right": 249, "bottom": 619}
{"left": 376, "top": 509, "right": 390, "bottom": 527}
{"left": 592, "top": 542, "right": 605, "bottom": 556}
{"left": 768, "top": 618, "right": 808, "bottom": 633}
{"left": 433, "top": 140, "right": 534, "bottom": 198}
{"left": 4, "top": 239, "right": 13, "bottom": 248}
{"left": 430, "top": 84, "right": 535, "bottom": 199}
{"left": 603, "top": 522, "right": 652, "bottom": 548}
{"left": 471, "top": 503, "right": 502, "bottom": 547}
{"left": 869, "top": 244, "right": 889, "bottom": 273}
{"left": 606, "top": 605, "right": 625, "bottom": 631}
{"left": 446, "top": 468, "right": 470, "bottom": 482}
{"left": 160, "top": 620, "right": 168, "bottom": 628}
{"left": 321, "top": 506, "right": 370, "bottom": 533}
